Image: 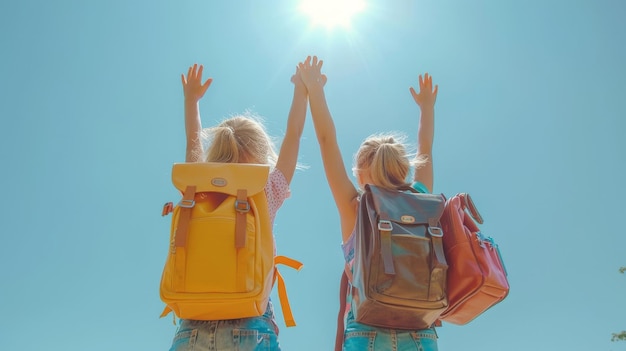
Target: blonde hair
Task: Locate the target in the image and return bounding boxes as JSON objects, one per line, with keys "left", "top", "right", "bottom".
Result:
{"left": 199, "top": 112, "right": 278, "bottom": 165}
{"left": 353, "top": 133, "right": 427, "bottom": 190}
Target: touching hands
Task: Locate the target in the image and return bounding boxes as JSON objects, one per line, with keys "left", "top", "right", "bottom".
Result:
{"left": 182, "top": 64, "right": 212, "bottom": 103}
{"left": 291, "top": 66, "right": 306, "bottom": 92}
{"left": 298, "top": 56, "right": 327, "bottom": 90}
{"left": 409, "top": 73, "right": 438, "bottom": 109}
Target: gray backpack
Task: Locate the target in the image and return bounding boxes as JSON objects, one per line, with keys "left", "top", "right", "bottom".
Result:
{"left": 349, "top": 184, "right": 449, "bottom": 329}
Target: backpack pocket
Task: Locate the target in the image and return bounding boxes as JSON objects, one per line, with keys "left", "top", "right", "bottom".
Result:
{"left": 182, "top": 213, "right": 257, "bottom": 293}
{"left": 371, "top": 231, "right": 446, "bottom": 304}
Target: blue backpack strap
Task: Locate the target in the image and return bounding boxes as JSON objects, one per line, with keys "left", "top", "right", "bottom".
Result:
{"left": 411, "top": 181, "right": 429, "bottom": 194}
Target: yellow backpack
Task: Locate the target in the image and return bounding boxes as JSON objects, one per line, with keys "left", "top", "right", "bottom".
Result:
{"left": 159, "top": 162, "right": 302, "bottom": 326}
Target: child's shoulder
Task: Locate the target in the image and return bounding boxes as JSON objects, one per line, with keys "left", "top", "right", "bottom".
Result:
{"left": 265, "top": 167, "right": 290, "bottom": 198}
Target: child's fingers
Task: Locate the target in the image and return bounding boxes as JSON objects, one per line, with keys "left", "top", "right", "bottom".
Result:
{"left": 187, "top": 66, "right": 193, "bottom": 79}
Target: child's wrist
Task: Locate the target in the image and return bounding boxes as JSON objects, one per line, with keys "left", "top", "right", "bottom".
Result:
{"left": 184, "top": 97, "right": 200, "bottom": 105}
{"left": 306, "top": 82, "right": 324, "bottom": 92}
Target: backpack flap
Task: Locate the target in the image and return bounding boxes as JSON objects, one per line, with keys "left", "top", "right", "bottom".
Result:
{"left": 368, "top": 185, "right": 445, "bottom": 229}
{"left": 171, "top": 163, "right": 271, "bottom": 249}
{"left": 368, "top": 185, "right": 446, "bottom": 274}
{"left": 172, "top": 162, "right": 270, "bottom": 196}
{"left": 170, "top": 163, "right": 270, "bottom": 250}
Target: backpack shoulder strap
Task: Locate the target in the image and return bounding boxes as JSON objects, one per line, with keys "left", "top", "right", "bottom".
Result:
{"left": 335, "top": 271, "right": 349, "bottom": 351}
{"left": 174, "top": 185, "right": 197, "bottom": 248}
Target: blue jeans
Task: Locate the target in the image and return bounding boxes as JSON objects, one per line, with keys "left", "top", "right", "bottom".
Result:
{"left": 169, "top": 302, "right": 281, "bottom": 351}
{"left": 343, "top": 308, "right": 438, "bottom": 351}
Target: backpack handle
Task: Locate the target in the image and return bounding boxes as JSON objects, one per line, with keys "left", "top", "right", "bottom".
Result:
{"left": 460, "top": 193, "right": 483, "bottom": 224}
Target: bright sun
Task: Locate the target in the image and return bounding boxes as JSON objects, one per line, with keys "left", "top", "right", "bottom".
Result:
{"left": 299, "top": 0, "right": 367, "bottom": 30}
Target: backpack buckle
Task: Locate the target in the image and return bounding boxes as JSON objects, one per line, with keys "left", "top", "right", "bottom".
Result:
{"left": 179, "top": 199, "right": 195, "bottom": 208}
{"left": 378, "top": 220, "right": 393, "bottom": 231}
{"left": 235, "top": 200, "right": 250, "bottom": 213}
{"left": 428, "top": 226, "right": 443, "bottom": 237}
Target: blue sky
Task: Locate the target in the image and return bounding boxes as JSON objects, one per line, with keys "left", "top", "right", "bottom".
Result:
{"left": 1, "top": 0, "right": 625, "bottom": 350}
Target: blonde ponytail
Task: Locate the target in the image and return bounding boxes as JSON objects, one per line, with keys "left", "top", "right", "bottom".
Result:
{"left": 202, "top": 113, "right": 277, "bottom": 165}
{"left": 205, "top": 126, "right": 240, "bottom": 163}
{"left": 354, "top": 133, "right": 411, "bottom": 190}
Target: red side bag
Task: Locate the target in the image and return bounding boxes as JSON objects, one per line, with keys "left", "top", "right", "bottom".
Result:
{"left": 439, "top": 193, "right": 509, "bottom": 325}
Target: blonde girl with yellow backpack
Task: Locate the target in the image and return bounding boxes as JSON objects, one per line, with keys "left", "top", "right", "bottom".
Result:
{"left": 166, "top": 60, "right": 308, "bottom": 351}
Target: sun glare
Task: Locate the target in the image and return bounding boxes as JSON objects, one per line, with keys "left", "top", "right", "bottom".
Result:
{"left": 299, "top": 0, "right": 366, "bottom": 30}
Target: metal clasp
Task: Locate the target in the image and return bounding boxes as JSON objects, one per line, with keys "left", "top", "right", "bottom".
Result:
{"left": 428, "top": 226, "right": 444, "bottom": 237}
{"left": 235, "top": 200, "right": 250, "bottom": 213}
{"left": 378, "top": 220, "right": 393, "bottom": 231}
{"left": 179, "top": 199, "right": 195, "bottom": 208}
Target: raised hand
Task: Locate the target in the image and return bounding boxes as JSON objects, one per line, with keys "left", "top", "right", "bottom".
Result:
{"left": 409, "top": 73, "right": 438, "bottom": 109}
{"left": 181, "top": 64, "right": 212, "bottom": 103}
{"left": 298, "top": 56, "right": 327, "bottom": 89}
{"left": 291, "top": 66, "right": 306, "bottom": 92}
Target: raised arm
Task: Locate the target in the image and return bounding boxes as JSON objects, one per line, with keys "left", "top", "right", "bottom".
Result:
{"left": 181, "top": 64, "right": 212, "bottom": 162}
{"left": 299, "top": 56, "right": 359, "bottom": 240}
{"left": 409, "top": 73, "right": 438, "bottom": 192}
{"left": 275, "top": 65, "right": 308, "bottom": 184}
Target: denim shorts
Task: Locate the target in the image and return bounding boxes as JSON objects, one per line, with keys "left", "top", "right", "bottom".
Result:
{"left": 343, "top": 309, "right": 438, "bottom": 351}
{"left": 169, "top": 301, "right": 281, "bottom": 351}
